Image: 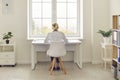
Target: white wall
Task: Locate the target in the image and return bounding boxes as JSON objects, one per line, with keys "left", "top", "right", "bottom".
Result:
{"left": 0, "top": 0, "right": 31, "bottom": 64}
{"left": 110, "top": 0, "right": 120, "bottom": 15}
{"left": 0, "top": 0, "right": 110, "bottom": 64}
{"left": 82, "top": 0, "right": 92, "bottom": 62}
{"left": 92, "top": 0, "right": 110, "bottom": 63}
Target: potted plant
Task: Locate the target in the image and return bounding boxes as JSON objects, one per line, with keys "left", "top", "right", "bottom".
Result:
{"left": 97, "top": 29, "right": 112, "bottom": 43}
{"left": 3, "top": 32, "right": 13, "bottom": 44}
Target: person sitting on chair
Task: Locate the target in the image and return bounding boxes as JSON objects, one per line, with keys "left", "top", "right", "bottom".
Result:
{"left": 44, "top": 23, "right": 68, "bottom": 70}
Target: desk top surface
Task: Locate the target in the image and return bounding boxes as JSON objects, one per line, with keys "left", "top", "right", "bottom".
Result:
{"left": 32, "top": 40, "right": 81, "bottom": 44}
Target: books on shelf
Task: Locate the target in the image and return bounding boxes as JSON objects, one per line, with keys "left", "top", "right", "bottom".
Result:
{"left": 118, "top": 31, "right": 120, "bottom": 46}
{"left": 113, "top": 30, "right": 120, "bottom": 46}
{"left": 113, "top": 31, "right": 117, "bottom": 45}
{"left": 118, "top": 48, "right": 120, "bottom": 62}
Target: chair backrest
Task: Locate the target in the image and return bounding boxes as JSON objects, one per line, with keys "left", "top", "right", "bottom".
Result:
{"left": 47, "top": 41, "right": 66, "bottom": 57}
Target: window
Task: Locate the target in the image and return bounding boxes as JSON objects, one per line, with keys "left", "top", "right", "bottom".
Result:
{"left": 27, "top": 0, "right": 83, "bottom": 39}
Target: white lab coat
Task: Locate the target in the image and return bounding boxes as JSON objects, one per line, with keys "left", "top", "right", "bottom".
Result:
{"left": 44, "top": 31, "right": 68, "bottom": 44}
{"left": 47, "top": 41, "right": 66, "bottom": 57}
{"left": 45, "top": 31, "right": 68, "bottom": 56}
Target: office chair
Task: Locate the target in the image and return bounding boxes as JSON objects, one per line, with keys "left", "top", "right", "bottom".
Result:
{"left": 47, "top": 41, "right": 67, "bottom": 75}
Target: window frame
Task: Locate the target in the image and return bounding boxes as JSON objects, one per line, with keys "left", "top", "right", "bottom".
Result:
{"left": 27, "top": 0, "right": 83, "bottom": 40}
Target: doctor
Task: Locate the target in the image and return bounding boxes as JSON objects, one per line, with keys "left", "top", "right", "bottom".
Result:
{"left": 44, "top": 23, "right": 68, "bottom": 70}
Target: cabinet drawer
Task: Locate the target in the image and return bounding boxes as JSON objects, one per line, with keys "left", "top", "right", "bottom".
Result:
{"left": 0, "top": 59, "right": 15, "bottom": 65}
{"left": 0, "top": 52, "right": 15, "bottom": 58}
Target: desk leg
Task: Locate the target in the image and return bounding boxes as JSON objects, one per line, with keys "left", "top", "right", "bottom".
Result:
{"left": 79, "top": 44, "right": 82, "bottom": 68}
{"left": 31, "top": 44, "right": 35, "bottom": 70}
{"left": 74, "top": 44, "right": 82, "bottom": 69}
{"left": 74, "top": 44, "right": 78, "bottom": 63}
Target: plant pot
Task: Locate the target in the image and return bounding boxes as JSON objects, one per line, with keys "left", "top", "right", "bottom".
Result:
{"left": 6, "top": 40, "right": 9, "bottom": 44}
{"left": 103, "top": 37, "right": 110, "bottom": 44}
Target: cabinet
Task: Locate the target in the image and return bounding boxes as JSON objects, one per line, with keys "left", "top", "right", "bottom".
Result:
{"left": 0, "top": 43, "right": 16, "bottom": 66}
{"left": 112, "top": 15, "right": 120, "bottom": 79}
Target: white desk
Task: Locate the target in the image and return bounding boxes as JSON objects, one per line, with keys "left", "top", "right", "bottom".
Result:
{"left": 31, "top": 40, "right": 82, "bottom": 70}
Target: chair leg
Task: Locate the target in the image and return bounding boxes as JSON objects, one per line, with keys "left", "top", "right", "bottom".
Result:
{"left": 50, "top": 58, "right": 56, "bottom": 75}
{"left": 49, "top": 60, "right": 53, "bottom": 71}
{"left": 59, "top": 58, "right": 67, "bottom": 74}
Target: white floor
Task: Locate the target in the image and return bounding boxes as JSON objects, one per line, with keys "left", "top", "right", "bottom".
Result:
{"left": 0, "top": 62, "right": 115, "bottom": 80}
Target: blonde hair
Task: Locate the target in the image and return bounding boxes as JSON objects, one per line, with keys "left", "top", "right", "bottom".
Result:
{"left": 52, "top": 23, "right": 59, "bottom": 31}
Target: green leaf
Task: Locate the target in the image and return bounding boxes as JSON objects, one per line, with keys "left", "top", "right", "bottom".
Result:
{"left": 3, "top": 32, "right": 13, "bottom": 40}
{"left": 97, "top": 29, "right": 112, "bottom": 37}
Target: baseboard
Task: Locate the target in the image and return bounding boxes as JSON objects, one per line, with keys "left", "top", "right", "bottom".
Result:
{"left": 92, "top": 61, "right": 102, "bottom": 64}
{"left": 16, "top": 61, "right": 30, "bottom": 64}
